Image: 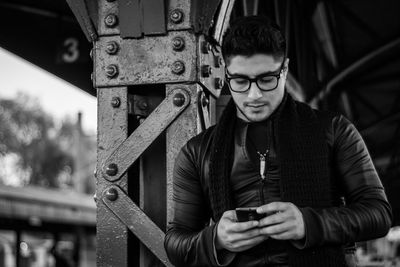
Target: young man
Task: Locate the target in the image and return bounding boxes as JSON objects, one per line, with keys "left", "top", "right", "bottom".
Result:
{"left": 164, "top": 16, "right": 392, "bottom": 266}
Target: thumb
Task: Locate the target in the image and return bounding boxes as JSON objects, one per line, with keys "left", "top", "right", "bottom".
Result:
{"left": 222, "top": 210, "right": 237, "bottom": 221}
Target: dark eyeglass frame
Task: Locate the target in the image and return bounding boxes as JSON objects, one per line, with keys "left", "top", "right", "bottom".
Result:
{"left": 225, "top": 59, "right": 286, "bottom": 93}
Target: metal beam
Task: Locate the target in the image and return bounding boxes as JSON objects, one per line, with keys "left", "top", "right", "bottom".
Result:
{"left": 102, "top": 186, "right": 173, "bottom": 267}
{"left": 102, "top": 88, "right": 190, "bottom": 182}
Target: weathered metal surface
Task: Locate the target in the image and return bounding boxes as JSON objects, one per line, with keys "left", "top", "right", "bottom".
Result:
{"left": 198, "top": 35, "right": 225, "bottom": 98}
{"left": 98, "top": 0, "right": 119, "bottom": 36}
{"left": 102, "top": 185, "right": 173, "bottom": 267}
{"left": 167, "top": 0, "right": 192, "bottom": 31}
{"left": 213, "top": 0, "right": 236, "bottom": 44}
{"left": 65, "top": 0, "right": 98, "bottom": 41}
{"left": 166, "top": 84, "right": 200, "bottom": 224}
{"left": 138, "top": 110, "right": 166, "bottom": 266}
{"left": 102, "top": 88, "right": 190, "bottom": 182}
{"left": 143, "top": 0, "right": 166, "bottom": 35}
{"left": 93, "top": 32, "right": 197, "bottom": 87}
{"left": 97, "top": 87, "right": 129, "bottom": 267}
{"left": 119, "top": 0, "right": 142, "bottom": 38}
{"left": 198, "top": 90, "right": 211, "bottom": 131}
{"left": 191, "top": 0, "right": 222, "bottom": 34}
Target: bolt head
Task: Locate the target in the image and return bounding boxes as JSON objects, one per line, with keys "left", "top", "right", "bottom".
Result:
{"left": 105, "top": 163, "right": 118, "bottom": 176}
{"left": 105, "top": 64, "right": 119, "bottom": 78}
{"left": 170, "top": 9, "right": 183, "bottom": 24}
{"left": 106, "top": 41, "right": 119, "bottom": 55}
{"left": 172, "top": 37, "right": 185, "bottom": 51}
{"left": 111, "top": 97, "right": 120, "bottom": 108}
{"left": 214, "top": 78, "right": 224, "bottom": 89}
{"left": 138, "top": 101, "right": 148, "bottom": 110}
{"left": 105, "top": 188, "right": 118, "bottom": 201}
{"left": 171, "top": 61, "right": 185, "bottom": 75}
{"left": 201, "top": 65, "right": 212, "bottom": 77}
{"left": 173, "top": 93, "right": 186, "bottom": 107}
{"left": 201, "top": 95, "right": 209, "bottom": 107}
{"left": 105, "top": 14, "right": 118, "bottom": 28}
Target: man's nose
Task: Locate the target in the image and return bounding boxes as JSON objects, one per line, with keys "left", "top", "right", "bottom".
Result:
{"left": 247, "top": 81, "right": 263, "bottom": 100}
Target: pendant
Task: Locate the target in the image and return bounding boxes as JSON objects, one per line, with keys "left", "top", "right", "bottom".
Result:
{"left": 257, "top": 150, "right": 268, "bottom": 180}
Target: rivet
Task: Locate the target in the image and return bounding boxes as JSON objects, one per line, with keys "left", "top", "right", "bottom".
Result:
{"left": 105, "top": 163, "right": 118, "bottom": 176}
{"left": 105, "top": 14, "right": 118, "bottom": 28}
{"left": 170, "top": 9, "right": 183, "bottom": 24}
{"left": 172, "top": 37, "right": 185, "bottom": 51}
{"left": 89, "top": 49, "right": 93, "bottom": 60}
{"left": 90, "top": 72, "right": 94, "bottom": 82}
{"left": 201, "top": 95, "right": 209, "bottom": 107}
{"left": 201, "top": 65, "right": 212, "bottom": 77}
{"left": 93, "top": 193, "right": 97, "bottom": 203}
{"left": 106, "top": 41, "right": 119, "bottom": 55}
{"left": 138, "top": 100, "right": 148, "bottom": 110}
{"left": 173, "top": 93, "right": 185, "bottom": 107}
{"left": 105, "top": 64, "right": 119, "bottom": 78}
{"left": 105, "top": 188, "right": 118, "bottom": 201}
{"left": 201, "top": 41, "right": 209, "bottom": 54}
{"left": 171, "top": 61, "right": 185, "bottom": 75}
{"left": 219, "top": 57, "right": 224, "bottom": 66}
{"left": 111, "top": 97, "right": 120, "bottom": 108}
{"left": 214, "top": 78, "right": 224, "bottom": 89}
{"left": 214, "top": 56, "right": 220, "bottom": 68}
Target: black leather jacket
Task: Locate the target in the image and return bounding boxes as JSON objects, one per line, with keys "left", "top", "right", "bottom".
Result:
{"left": 164, "top": 114, "right": 392, "bottom": 267}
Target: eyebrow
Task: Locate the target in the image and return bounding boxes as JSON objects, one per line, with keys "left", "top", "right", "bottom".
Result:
{"left": 226, "top": 68, "right": 281, "bottom": 78}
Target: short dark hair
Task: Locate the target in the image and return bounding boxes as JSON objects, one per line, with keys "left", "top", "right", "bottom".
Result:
{"left": 221, "top": 16, "right": 286, "bottom": 64}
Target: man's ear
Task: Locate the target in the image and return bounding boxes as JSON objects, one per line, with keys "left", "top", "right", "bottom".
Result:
{"left": 284, "top": 58, "right": 290, "bottom": 78}
{"left": 284, "top": 58, "right": 290, "bottom": 72}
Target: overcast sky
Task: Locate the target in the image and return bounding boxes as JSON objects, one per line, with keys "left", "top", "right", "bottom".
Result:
{"left": 0, "top": 47, "right": 97, "bottom": 135}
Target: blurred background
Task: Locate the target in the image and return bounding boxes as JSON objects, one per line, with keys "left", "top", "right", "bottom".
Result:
{"left": 0, "top": 0, "right": 96, "bottom": 266}
{"left": 0, "top": 0, "right": 400, "bottom": 266}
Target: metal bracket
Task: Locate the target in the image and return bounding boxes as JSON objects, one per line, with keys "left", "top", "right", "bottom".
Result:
{"left": 102, "top": 186, "right": 173, "bottom": 267}
{"left": 102, "top": 88, "right": 190, "bottom": 181}
{"left": 198, "top": 35, "right": 225, "bottom": 98}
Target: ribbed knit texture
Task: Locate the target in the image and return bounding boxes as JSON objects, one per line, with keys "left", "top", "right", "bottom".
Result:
{"left": 209, "top": 94, "right": 347, "bottom": 266}
{"left": 209, "top": 99, "right": 236, "bottom": 219}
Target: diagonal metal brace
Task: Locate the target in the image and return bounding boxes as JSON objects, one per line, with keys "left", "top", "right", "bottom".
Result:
{"left": 102, "top": 186, "right": 173, "bottom": 267}
{"left": 102, "top": 88, "right": 190, "bottom": 181}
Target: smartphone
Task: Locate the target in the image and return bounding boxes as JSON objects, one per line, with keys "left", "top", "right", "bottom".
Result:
{"left": 235, "top": 207, "right": 264, "bottom": 222}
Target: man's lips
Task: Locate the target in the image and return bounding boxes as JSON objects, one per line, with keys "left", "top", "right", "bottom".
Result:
{"left": 245, "top": 103, "right": 267, "bottom": 108}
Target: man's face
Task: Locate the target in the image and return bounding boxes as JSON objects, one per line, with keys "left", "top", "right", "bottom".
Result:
{"left": 225, "top": 54, "right": 288, "bottom": 122}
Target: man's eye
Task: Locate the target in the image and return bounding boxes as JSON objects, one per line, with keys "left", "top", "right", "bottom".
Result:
{"left": 232, "top": 78, "right": 248, "bottom": 85}
{"left": 259, "top": 77, "right": 275, "bottom": 83}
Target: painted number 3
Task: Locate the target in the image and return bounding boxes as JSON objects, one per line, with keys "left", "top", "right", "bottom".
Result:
{"left": 62, "top": 37, "right": 80, "bottom": 63}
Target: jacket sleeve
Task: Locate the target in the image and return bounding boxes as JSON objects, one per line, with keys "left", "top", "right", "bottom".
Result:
{"left": 299, "top": 115, "right": 392, "bottom": 248}
{"left": 164, "top": 142, "right": 231, "bottom": 266}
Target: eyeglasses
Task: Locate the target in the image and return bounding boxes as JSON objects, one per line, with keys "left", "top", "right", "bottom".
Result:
{"left": 225, "top": 62, "right": 286, "bottom": 93}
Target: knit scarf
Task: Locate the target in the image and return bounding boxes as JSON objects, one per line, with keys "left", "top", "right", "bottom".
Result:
{"left": 209, "top": 93, "right": 347, "bottom": 266}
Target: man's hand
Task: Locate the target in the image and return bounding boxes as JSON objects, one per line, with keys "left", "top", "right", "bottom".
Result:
{"left": 257, "top": 202, "right": 305, "bottom": 240}
{"left": 216, "top": 210, "right": 267, "bottom": 252}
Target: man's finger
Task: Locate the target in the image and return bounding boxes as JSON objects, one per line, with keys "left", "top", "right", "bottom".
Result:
{"left": 259, "top": 221, "right": 291, "bottom": 236}
{"left": 256, "top": 202, "right": 289, "bottom": 214}
{"left": 230, "top": 235, "right": 266, "bottom": 251}
{"left": 258, "top": 211, "right": 287, "bottom": 227}
{"left": 230, "top": 220, "right": 259, "bottom": 232}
